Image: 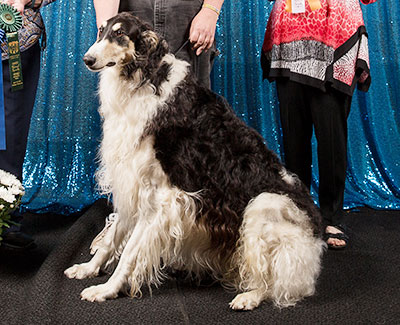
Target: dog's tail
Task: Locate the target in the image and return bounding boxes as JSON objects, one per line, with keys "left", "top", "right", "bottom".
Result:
{"left": 235, "top": 192, "right": 326, "bottom": 307}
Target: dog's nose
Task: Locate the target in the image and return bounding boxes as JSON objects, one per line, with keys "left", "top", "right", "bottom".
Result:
{"left": 83, "top": 55, "right": 96, "bottom": 67}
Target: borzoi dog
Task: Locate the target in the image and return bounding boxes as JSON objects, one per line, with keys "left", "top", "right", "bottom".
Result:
{"left": 64, "top": 13, "right": 325, "bottom": 310}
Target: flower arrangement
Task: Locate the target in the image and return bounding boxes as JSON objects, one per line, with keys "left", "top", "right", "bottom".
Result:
{"left": 0, "top": 169, "right": 24, "bottom": 245}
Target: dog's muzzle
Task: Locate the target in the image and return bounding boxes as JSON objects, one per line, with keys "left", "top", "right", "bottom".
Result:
{"left": 83, "top": 54, "right": 116, "bottom": 70}
{"left": 83, "top": 54, "right": 96, "bottom": 68}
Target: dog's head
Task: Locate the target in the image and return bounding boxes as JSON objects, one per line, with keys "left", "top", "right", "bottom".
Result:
{"left": 83, "top": 13, "right": 168, "bottom": 74}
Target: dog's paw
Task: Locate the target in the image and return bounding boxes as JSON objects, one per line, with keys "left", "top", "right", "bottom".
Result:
{"left": 229, "top": 292, "right": 262, "bottom": 311}
{"left": 80, "top": 283, "right": 118, "bottom": 302}
{"left": 64, "top": 263, "right": 99, "bottom": 279}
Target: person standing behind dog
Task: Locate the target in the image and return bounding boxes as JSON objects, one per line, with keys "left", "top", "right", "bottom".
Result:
{"left": 93, "top": 0, "right": 224, "bottom": 88}
{"left": 261, "top": 0, "right": 377, "bottom": 249}
{"left": 0, "top": 0, "right": 56, "bottom": 251}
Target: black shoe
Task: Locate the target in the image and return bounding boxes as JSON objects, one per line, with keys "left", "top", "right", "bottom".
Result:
{"left": 1, "top": 231, "right": 36, "bottom": 251}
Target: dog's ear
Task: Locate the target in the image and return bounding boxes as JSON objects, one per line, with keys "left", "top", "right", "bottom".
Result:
{"left": 127, "top": 23, "right": 141, "bottom": 43}
{"left": 140, "top": 30, "right": 159, "bottom": 53}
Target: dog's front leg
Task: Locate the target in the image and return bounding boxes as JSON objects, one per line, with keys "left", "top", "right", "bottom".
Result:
{"left": 80, "top": 218, "right": 166, "bottom": 302}
{"left": 64, "top": 215, "right": 121, "bottom": 279}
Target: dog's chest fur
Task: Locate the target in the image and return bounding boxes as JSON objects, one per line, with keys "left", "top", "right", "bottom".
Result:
{"left": 96, "top": 55, "right": 190, "bottom": 214}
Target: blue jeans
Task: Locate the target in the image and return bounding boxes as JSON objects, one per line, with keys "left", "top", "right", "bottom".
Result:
{"left": 119, "top": 0, "right": 217, "bottom": 88}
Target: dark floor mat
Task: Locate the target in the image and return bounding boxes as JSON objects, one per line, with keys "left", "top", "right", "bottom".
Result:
{"left": 1, "top": 201, "right": 399, "bottom": 324}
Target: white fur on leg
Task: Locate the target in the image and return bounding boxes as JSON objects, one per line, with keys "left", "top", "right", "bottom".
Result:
{"left": 79, "top": 219, "right": 166, "bottom": 302}
{"left": 80, "top": 282, "right": 119, "bottom": 302}
{"left": 64, "top": 261, "right": 101, "bottom": 280}
{"left": 80, "top": 186, "right": 198, "bottom": 302}
{"left": 229, "top": 289, "right": 267, "bottom": 311}
{"left": 64, "top": 214, "right": 122, "bottom": 280}
{"left": 235, "top": 192, "right": 325, "bottom": 308}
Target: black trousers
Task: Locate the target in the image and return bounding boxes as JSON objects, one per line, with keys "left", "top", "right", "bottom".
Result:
{"left": 0, "top": 42, "right": 41, "bottom": 181}
{"left": 276, "top": 79, "right": 352, "bottom": 226}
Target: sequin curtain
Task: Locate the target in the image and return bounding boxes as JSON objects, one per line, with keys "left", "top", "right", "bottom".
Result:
{"left": 22, "top": 0, "right": 101, "bottom": 213}
{"left": 212, "top": 0, "right": 400, "bottom": 210}
{"left": 22, "top": 0, "right": 400, "bottom": 213}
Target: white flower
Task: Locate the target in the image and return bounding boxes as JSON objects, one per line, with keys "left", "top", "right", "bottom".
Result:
{"left": 0, "top": 187, "right": 16, "bottom": 204}
{"left": 8, "top": 185, "right": 24, "bottom": 196}
{"left": 0, "top": 204, "right": 4, "bottom": 210}
{"left": 0, "top": 169, "right": 22, "bottom": 188}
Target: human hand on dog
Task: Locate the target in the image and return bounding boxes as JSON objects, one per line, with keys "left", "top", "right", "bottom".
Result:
{"left": 189, "top": 7, "right": 219, "bottom": 56}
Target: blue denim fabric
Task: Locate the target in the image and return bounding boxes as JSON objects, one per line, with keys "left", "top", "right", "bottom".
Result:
{"left": 119, "top": 0, "right": 216, "bottom": 87}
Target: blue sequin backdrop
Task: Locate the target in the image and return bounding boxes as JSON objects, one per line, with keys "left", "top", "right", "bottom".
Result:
{"left": 22, "top": 0, "right": 400, "bottom": 213}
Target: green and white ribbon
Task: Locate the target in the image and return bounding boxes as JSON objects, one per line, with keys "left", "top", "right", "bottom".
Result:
{"left": 0, "top": 29, "right": 5, "bottom": 150}
{"left": 0, "top": 4, "right": 23, "bottom": 150}
{"left": 0, "top": 3, "right": 23, "bottom": 92}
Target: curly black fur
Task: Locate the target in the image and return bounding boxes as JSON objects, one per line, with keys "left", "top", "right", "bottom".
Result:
{"left": 144, "top": 75, "right": 322, "bottom": 256}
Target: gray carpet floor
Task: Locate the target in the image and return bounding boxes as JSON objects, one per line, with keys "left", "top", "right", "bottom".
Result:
{"left": 1, "top": 199, "right": 399, "bottom": 324}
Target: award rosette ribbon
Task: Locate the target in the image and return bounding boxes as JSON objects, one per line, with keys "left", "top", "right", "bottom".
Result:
{"left": 0, "top": 3, "right": 23, "bottom": 91}
{"left": 0, "top": 28, "right": 4, "bottom": 150}
{"left": 0, "top": 4, "right": 22, "bottom": 150}
{"left": 0, "top": 28, "right": 5, "bottom": 150}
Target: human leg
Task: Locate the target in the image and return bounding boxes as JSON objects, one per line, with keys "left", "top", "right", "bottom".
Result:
{"left": 0, "top": 43, "right": 41, "bottom": 180}
{"left": 276, "top": 78, "right": 313, "bottom": 188}
{"left": 0, "top": 43, "right": 41, "bottom": 250}
{"left": 310, "top": 87, "right": 351, "bottom": 248}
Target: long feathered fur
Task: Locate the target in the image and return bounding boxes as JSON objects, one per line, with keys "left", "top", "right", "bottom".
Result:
{"left": 64, "top": 12, "right": 326, "bottom": 310}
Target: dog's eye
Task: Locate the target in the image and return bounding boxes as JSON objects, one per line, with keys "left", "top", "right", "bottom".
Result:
{"left": 115, "top": 29, "right": 124, "bottom": 36}
{"left": 99, "top": 26, "right": 104, "bottom": 34}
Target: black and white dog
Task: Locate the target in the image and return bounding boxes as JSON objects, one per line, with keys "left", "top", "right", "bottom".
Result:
{"left": 64, "top": 13, "right": 325, "bottom": 310}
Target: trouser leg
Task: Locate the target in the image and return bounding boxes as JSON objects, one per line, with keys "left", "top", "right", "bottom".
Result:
{"left": 0, "top": 42, "right": 41, "bottom": 181}
{"left": 277, "top": 79, "right": 351, "bottom": 226}
{"left": 276, "top": 78, "right": 313, "bottom": 188}
{"left": 310, "top": 87, "right": 351, "bottom": 226}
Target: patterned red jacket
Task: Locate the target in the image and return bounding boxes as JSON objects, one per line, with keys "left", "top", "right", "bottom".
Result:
{"left": 261, "top": 0, "right": 377, "bottom": 95}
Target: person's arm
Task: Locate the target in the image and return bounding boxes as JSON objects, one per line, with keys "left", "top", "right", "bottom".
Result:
{"left": 189, "top": 0, "right": 224, "bottom": 56}
{"left": 3, "top": 0, "right": 36, "bottom": 13}
{"left": 3, "top": 0, "right": 54, "bottom": 13}
{"left": 93, "top": 0, "right": 120, "bottom": 28}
